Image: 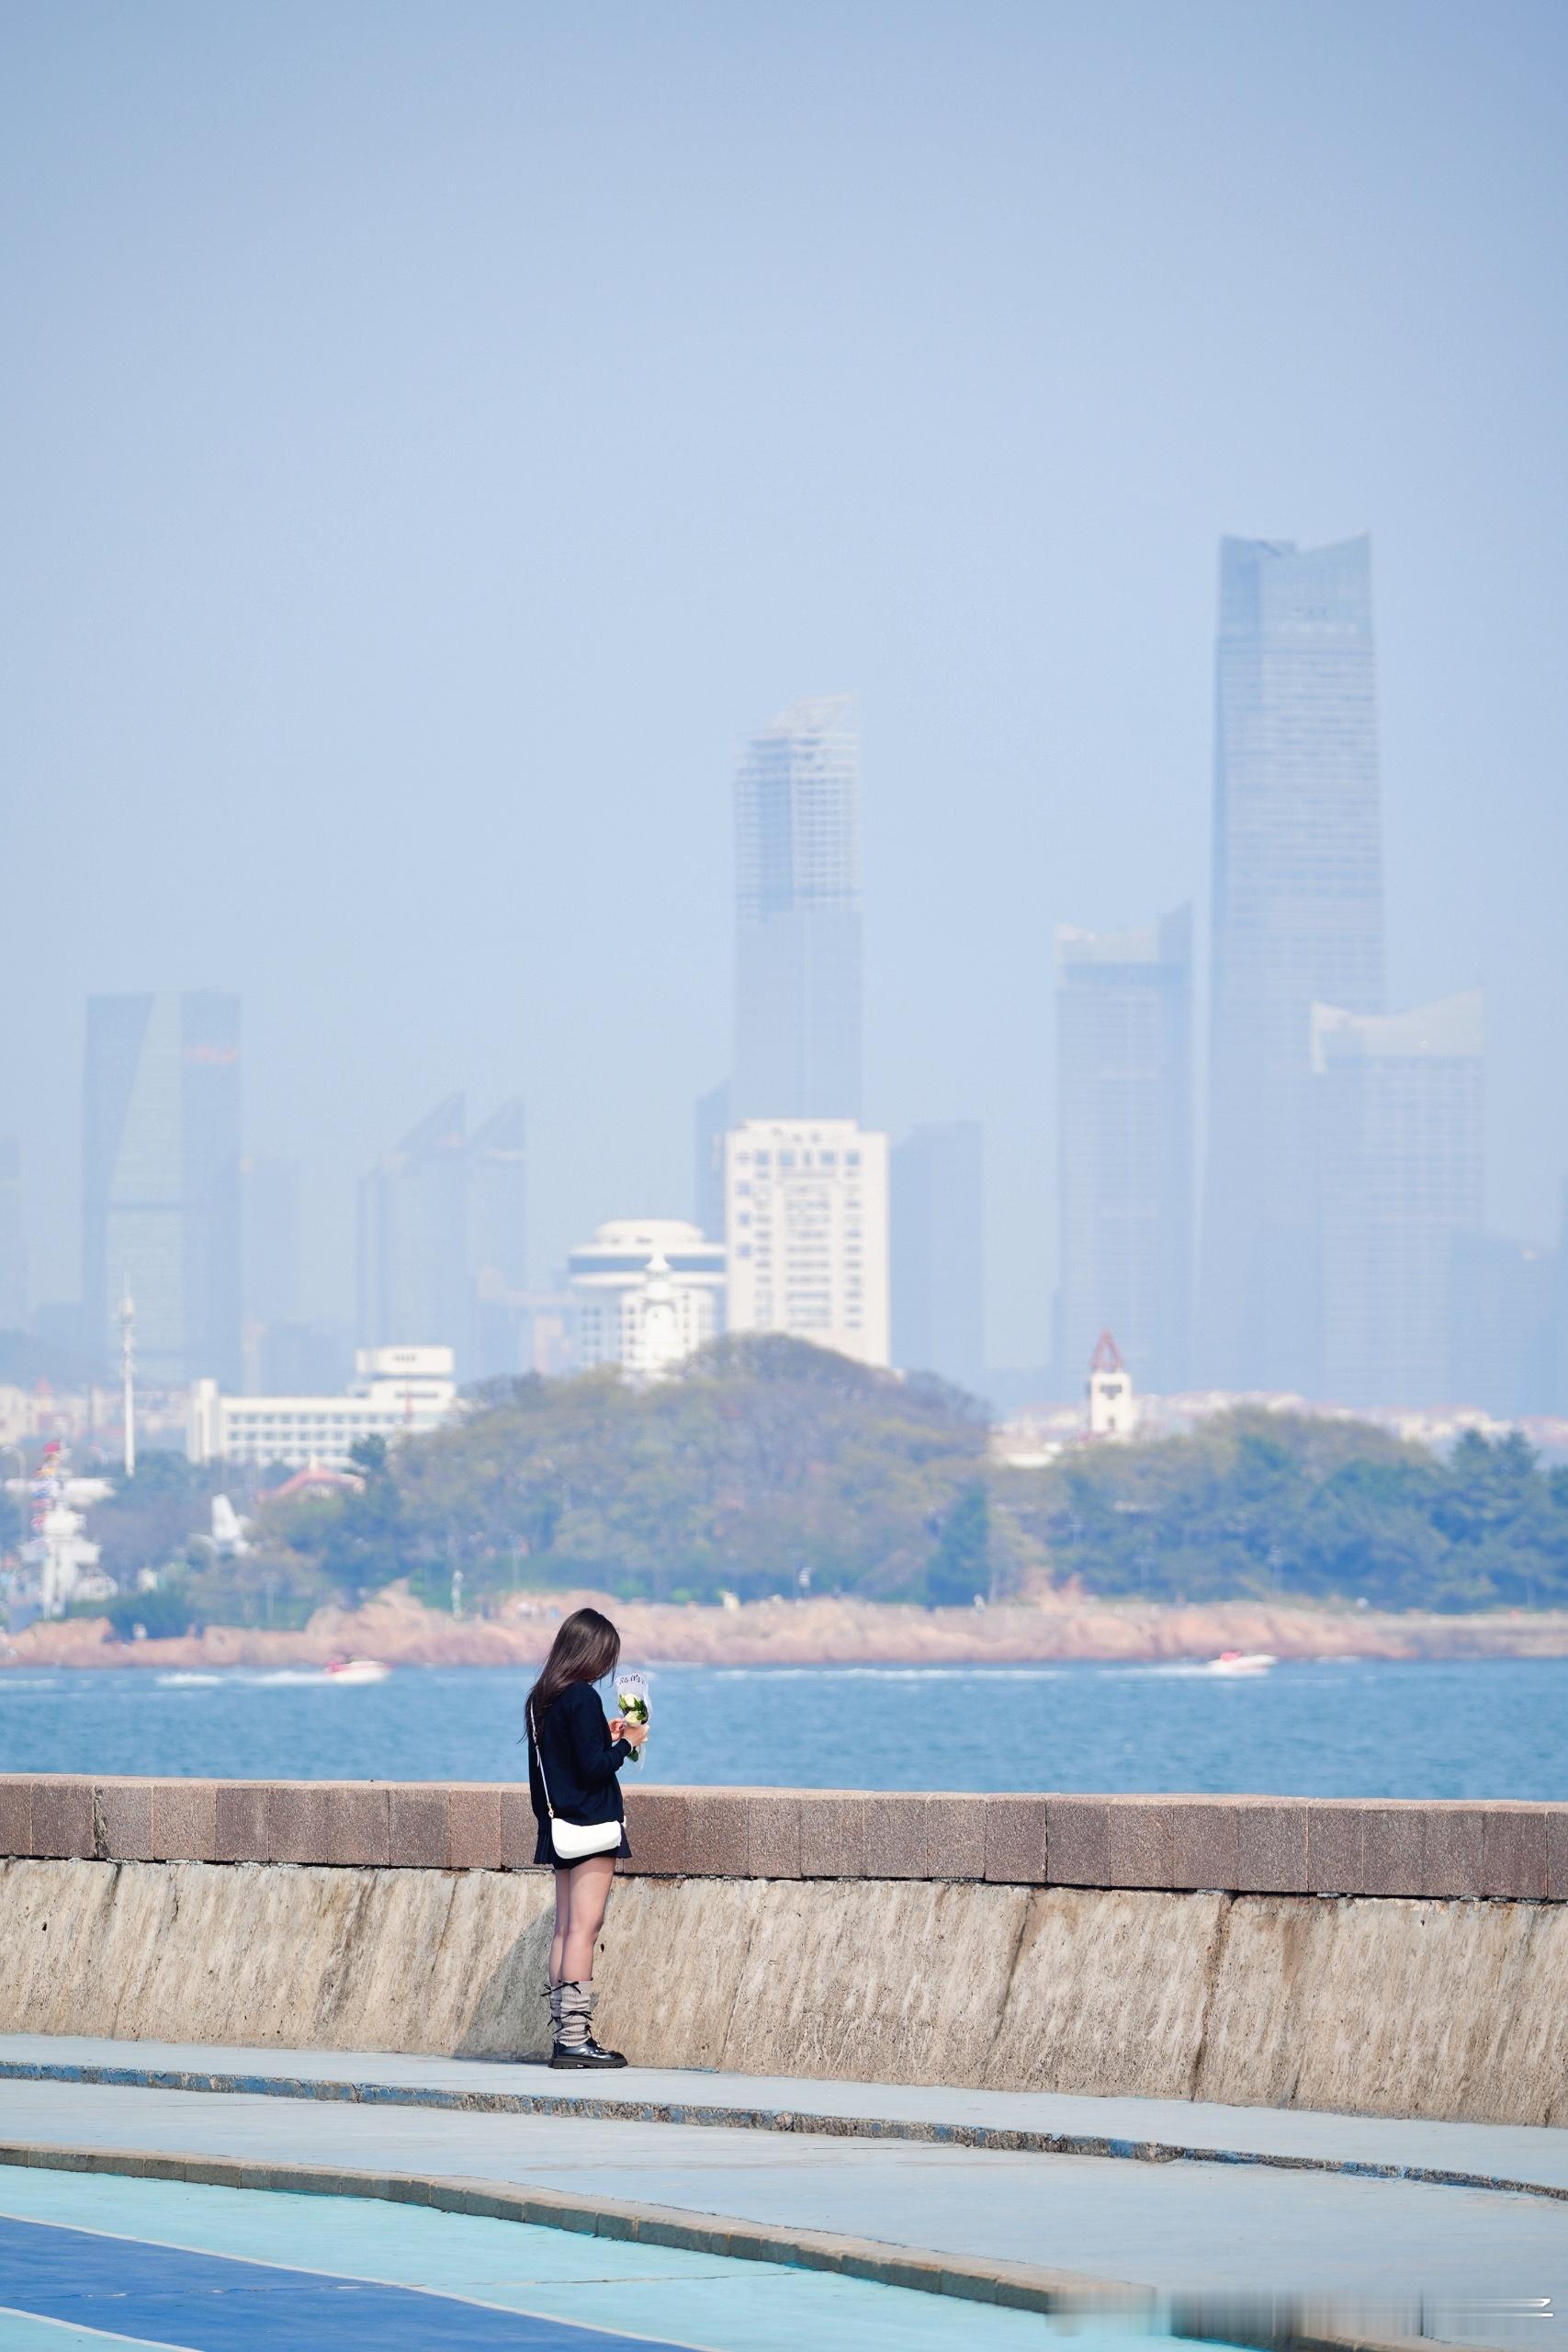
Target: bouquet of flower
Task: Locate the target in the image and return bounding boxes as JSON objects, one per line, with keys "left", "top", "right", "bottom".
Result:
{"left": 615, "top": 1671, "right": 649, "bottom": 1763}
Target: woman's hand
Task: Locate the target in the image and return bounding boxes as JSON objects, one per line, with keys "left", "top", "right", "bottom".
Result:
{"left": 612, "top": 1716, "right": 648, "bottom": 1748}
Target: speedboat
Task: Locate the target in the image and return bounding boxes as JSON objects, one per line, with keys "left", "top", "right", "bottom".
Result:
{"left": 322, "top": 1657, "right": 392, "bottom": 1685}
{"left": 1204, "top": 1650, "right": 1277, "bottom": 1676}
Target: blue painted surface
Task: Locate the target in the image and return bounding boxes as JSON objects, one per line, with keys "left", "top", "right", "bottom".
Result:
{"left": 0, "top": 2213, "right": 694, "bottom": 2350}
{"left": 0, "top": 2316, "right": 194, "bottom": 2350}
{"left": 0, "top": 2170, "right": 1096, "bottom": 2351}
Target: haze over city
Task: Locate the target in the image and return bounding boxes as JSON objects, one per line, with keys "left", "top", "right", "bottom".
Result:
{"left": 5, "top": 0, "right": 1567, "bottom": 1384}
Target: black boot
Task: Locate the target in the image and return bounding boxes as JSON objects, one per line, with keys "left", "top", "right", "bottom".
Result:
{"left": 551, "top": 1979, "right": 627, "bottom": 2070}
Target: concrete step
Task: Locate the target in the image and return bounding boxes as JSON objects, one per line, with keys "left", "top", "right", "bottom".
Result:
{"left": 2, "top": 2032, "right": 1565, "bottom": 2201}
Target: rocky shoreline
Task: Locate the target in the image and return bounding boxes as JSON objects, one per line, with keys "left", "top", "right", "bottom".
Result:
{"left": 6, "top": 1584, "right": 1568, "bottom": 1670}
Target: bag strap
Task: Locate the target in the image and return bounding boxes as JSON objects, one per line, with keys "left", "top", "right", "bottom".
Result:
{"left": 528, "top": 1701, "right": 557, "bottom": 1821}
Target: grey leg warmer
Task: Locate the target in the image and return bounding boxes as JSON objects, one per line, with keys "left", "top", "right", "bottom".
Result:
{"left": 557, "top": 1979, "right": 594, "bottom": 2051}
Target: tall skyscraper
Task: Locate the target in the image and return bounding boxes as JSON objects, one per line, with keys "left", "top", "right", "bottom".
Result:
{"left": 243, "top": 1158, "right": 299, "bottom": 1329}
{"left": 1055, "top": 909, "right": 1192, "bottom": 1395}
{"left": 1447, "top": 1232, "right": 1555, "bottom": 1419}
{"left": 0, "top": 1135, "right": 25, "bottom": 1333}
{"left": 82, "top": 990, "right": 242, "bottom": 1385}
{"left": 1201, "top": 536, "right": 1383, "bottom": 1392}
{"left": 356, "top": 1096, "right": 469, "bottom": 1354}
{"left": 733, "top": 695, "right": 862, "bottom": 1121}
{"left": 890, "top": 1122, "right": 985, "bottom": 1390}
{"left": 467, "top": 1098, "right": 529, "bottom": 1379}
{"left": 693, "top": 1079, "right": 731, "bottom": 1238}
{"left": 358, "top": 1096, "right": 529, "bottom": 1378}
{"left": 726, "top": 1117, "right": 890, "bottom": 1366}
{"left": 1313, "top": 993, "right": 1483, "bottom": 1408}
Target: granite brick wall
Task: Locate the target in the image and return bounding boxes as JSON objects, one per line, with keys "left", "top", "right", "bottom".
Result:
{"left": 0, "top": 1777, "right": 1562, "bottom": 1900}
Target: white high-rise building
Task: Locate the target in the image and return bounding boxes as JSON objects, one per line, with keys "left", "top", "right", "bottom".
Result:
{"left": 566, "top": 1221, "right": 727, "bottom": 1376}
{"left": 725, "top": 1119, "right": 889, "bottom": 1367}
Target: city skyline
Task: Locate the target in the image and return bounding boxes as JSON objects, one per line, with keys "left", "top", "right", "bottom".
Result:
{"left": 5, "top": 7, "right": 1563, "bottom": 1373}
{"left": 17, "top": 516, "right": 1566, "bottom": 1421}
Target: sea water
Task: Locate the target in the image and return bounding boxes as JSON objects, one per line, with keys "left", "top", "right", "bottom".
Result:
{"left": 1, "top": 1656, "right": 1565, "bottom": 1798}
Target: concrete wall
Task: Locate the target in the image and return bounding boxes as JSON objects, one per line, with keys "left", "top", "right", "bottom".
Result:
{"left": 2, "top": 1778, "right": 1565, "bottom": 2126}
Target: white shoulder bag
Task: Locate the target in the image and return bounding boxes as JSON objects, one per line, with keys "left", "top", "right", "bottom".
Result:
{"left": 530, "top": 1698, "right": 623, "bottom": 1863}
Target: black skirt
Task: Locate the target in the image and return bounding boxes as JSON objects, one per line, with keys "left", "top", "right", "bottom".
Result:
{"left": 533, "top": 1817, "right": 632, "bottom": 1866}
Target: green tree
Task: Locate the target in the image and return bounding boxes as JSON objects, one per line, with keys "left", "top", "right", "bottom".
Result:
{"left": 927, "top": 1480, "right": 991, "bottom": 1606}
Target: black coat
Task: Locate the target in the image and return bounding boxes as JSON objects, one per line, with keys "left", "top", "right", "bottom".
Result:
{"left": 527, "top": 1679, "right": 631, "bottom": 1838}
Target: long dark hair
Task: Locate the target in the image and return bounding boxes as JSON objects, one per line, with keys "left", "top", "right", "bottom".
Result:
{"left": 526, "top": 1606, "right": 621, "bottom": 1735}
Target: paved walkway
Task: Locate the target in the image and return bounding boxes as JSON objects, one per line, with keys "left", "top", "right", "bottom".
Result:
{"left": 3, "top": 2033, "right": 1565, "bottom": 2199}
{"left": 0, "top": 2040, "right": 1564, "bottom": 2348}
{"left": 0, "top": 2168, "right": 1058, "bottom": 2352}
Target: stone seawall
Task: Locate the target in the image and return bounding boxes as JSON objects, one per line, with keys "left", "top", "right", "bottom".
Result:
{"left": 3, "top": 1778, "right": 1565, "bottom": 2127}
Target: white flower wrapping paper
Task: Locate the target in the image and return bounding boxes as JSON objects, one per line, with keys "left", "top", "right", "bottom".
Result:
{"left": 615, "top": 1671, "right": 649, "bottom": 1762}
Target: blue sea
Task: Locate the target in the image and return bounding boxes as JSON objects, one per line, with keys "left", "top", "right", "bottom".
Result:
{"left": 0, "top": 1657, "right": 1564, "bottom": 1799}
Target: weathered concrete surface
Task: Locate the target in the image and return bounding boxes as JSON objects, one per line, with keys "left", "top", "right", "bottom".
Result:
{"left": 8, "top": 1776, "right": 1568, "bottom": 1900}
{"left": 5, "top": 1857, "right": 1567, "bottom": 2127}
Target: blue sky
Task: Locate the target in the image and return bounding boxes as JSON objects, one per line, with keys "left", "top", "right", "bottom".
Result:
{"left": 5, "top": 1, "right": 1566, "bottom": 1364}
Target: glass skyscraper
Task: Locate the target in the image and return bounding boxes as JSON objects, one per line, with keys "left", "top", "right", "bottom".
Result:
{"left": 357, "top": 1096, "right": 469, "bottom": 1355}
{"left": 1312, "top": 993, "right": 1483, "bottom": 1407}
{"left": 1055, "top": 909, "right": 1192, "bottom": 1395}
{"left": 890, "top": 1120, "right": 985, "bottom": 1391}
{"left": 1201, "top": 535, "right": 1384, "bottom": 1392}
{"left": 357, "top": 1095, "right": 529, "bottom": 1377}
{"left": 466, "top": 1097, "right": 529, "bottom": 1378}
{"left": 732, "top": 694, "right": 862, "bottom": 1121}
{"left": 692, "top": 1078, "right": 731, "bottom": 1240}
{"left": 0, "top": 1135, "right": 24, "bottom": 1334}
{"left": 82, "top": 990, "right": 243, "bottom": 1385}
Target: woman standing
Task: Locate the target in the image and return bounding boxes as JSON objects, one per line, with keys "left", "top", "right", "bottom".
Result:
{"left": 526, "top": 1606, "right": 647, "bottom": 2069}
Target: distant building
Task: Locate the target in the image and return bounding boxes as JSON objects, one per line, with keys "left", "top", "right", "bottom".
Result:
{"left": 515, "top": 1291, "right": 578, "bottom": 1379}
{"left": 1055, "top": 909, "right": 1192, "bottom": 1396}
{"left": 733, "top": 695, "right": 862, "bottom": 1121}
{"left": 1447, "top": 1233, "right": 1556, "bottom": 1419}
{"left": 0, "top": 1134, "right": 24, "bottom": 1332}
{"left": 186, "top": 1343, "right": 457, "bottom": 1471}
{"left": 566, "top": 1220, "right": 726, "bottom": 1375}
{"left": 1087, "top": 1330, "right": 1137, "bottom": 1439}
{"left": 466, "top": 1100, "right": 530, "bottom": 1378}
{"left": 357, "top": 1096, "right": 528, "bottom": 1379}
{"left": 725, "top": 1117, "right": 890, "bottom": 1367}
{"left": 357, "top": 1096, "right": 468, "bottom": 1357}
{"left": 5, "top": 1446, "right": 115, "bottom": 1617}
{"left": 82, "top": 990, "right": 243, "bottom": 1387}
{"left": 1313, "top": 993, "right": 1483, "bottom": 1408}
{"left": 241, "top": 1156, "right": 299, "bottom": 1396}
{"left": 254, "top": 1321, "right": 352, "bottom": 1398}
{"left": 1201, "top": 537, "right": 1384, "bottom": 1393}
{"left": 693, "top": 1080, "right": 731, "bottom": 1239}
{"left": 242, "top": 1158, "right": 299, "bottom": 1329}
{"left": 890, "top": 1122, "right": 984, "bottom": 1390}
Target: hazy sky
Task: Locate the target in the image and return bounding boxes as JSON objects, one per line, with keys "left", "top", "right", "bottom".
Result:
{"left": 6, "top": 0, "right": 1566, "bottom": 1366}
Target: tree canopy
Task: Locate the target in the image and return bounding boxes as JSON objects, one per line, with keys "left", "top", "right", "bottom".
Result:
{"left": 1000, "top": 1411, "right": 1568, "bottom": 1612}
{"left": 33, "top": 1340, "right": 1568, "bottom": 1623}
